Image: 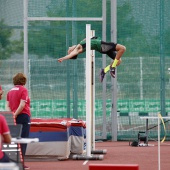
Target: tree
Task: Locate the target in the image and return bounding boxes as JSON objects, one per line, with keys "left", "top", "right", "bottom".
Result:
{"left": 27, "top": 0, "right": 152, "bottom": 59}
{"left": 27, "top": 0, "right": 102, "bottom": 59}
{"left": 117, "top": 2, "right": 151, "bottom": 57}
{"left": 0, "top": 20, "right": 23, "bottom": 60}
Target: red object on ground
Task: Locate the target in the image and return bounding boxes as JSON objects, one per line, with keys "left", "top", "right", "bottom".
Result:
{"left": 89, "top": 164, "right": 139, "bottom": 170}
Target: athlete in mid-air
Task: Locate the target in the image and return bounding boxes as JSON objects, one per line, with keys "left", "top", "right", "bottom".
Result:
{"left": 57, "top": 37, "right": 126, "bottom": 82}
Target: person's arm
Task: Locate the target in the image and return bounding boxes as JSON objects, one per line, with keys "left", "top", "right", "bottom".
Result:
{"left": 0, "top": 90, "right": 4, "bottom": 100}
{"left": 3, "top": 133, "right": 11, "bottom": 144}
{"left": 58, "top": 44, "right": 83, "bottom": 62}
{"left": 6, "top": 101, "right": 11, "bottom": 111}
{"left": 1, "top": 116, "right": 11, "bottom": 144}
{"left": 14, "top": 100, "right": 26, "bottom": 118}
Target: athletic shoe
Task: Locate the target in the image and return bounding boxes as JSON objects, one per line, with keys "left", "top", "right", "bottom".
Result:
{"left": 110, "top": 67, "right": 116, "bottom": 78}
{"left": 99, "top": 69, "right": 105, "bottom": 82}
{"left": 24, "top": 165, "right": 30, "bottom": 170}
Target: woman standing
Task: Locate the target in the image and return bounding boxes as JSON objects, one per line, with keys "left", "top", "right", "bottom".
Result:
{"left": 6, "top": 73, "right": 31, "bottom": 170}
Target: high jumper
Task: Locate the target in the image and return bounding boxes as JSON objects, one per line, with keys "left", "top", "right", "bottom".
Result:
{"left": 58, "top": 36, "right": 126, "bottom": 82}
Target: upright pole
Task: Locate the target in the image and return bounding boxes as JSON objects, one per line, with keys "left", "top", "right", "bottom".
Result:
{"left": 66, "top": 0, "right": 70, "bottom": 118}
{"left": 160, "top": 0, "right": 165, "bottom": 139}
{"left": 23, "top": 0, "right": 28, "bottom": 88}
{"left": 111, "top": 0, "right": 118, "bottom": 141}
{"left": 91, "top": 29, "right": 107, "bottom": 155}
{"left": 72, "top": 0, "right": 78, "bottom": 119}
{"left": 158, "top": 115, "right": 160, "bottom": 170}
{"left": 160, "top": 0, "right": 165, "bottom": 116}
{"left": 72, "top": 24, "right": 104, "bottom": 160}
{"left": 140, "top": 57, "right": 143, "bottom": 100}
{"left": 91, "top": 30, "right": 95, "bottom": 150}
{"left": 86, "top": 24, "right": 92, "bottom": 157}
{"left": 102, "top": 0, "right": 107, "bottom": 140}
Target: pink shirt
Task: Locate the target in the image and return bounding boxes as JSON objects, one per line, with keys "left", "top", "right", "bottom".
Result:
{"left": 7, "top": 85, "right": 31, "bottom": 117}
{"left": 0, "top": 115, "right": 10, "bottom": 159}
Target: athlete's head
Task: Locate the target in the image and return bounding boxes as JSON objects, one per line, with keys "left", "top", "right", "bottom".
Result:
{"left": 13, "top": 72, "right": 27, "bottom": 85}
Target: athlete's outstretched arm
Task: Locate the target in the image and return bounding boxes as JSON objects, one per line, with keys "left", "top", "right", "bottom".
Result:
{"left": 58, "top": 44, "right": 83, "bottom": 62}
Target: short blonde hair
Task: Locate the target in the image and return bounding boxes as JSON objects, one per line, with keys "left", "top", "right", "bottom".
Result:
{"left": 13, "top": 73, "right": 27, "bottom": 85}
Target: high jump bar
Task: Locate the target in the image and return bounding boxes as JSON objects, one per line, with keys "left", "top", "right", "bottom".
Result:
{"left": 27, "top": 17, "right": 103, "bottom": 21}
{"left": 140, "top": 116, "right": 170, "bottom": 119}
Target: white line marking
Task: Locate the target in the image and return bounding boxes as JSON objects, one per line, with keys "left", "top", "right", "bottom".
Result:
{"left": 83, "top": 160, "right": 88, "bottom": 165}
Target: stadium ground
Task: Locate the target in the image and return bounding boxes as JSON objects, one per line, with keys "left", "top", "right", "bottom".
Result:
{"left": 25, "top": 141, "right": 170, "bottom": 170}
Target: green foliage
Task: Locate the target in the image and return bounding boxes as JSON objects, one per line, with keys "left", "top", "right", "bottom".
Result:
{"left": 164, "top": 28, "right": 170, "bottom": 56}
{"left": 1, "top": 0, "right": 170, "bottom": 59}
{"left": 0, "top": 20, "right": 23, "bottom": 60}
{"left": 1, "top": 0, "right": 167, "bottom": 59}
{"left": 27, "top": 1, "right": 154, "bottom": 59}
{"left": 28, "top": 0, "right": 103, "bottom": 58}
{"left": 117, "top": 2, "right": 151, "bottom": 57}
{"left": 0, "top": 20, "right": 12, "bottom": 59}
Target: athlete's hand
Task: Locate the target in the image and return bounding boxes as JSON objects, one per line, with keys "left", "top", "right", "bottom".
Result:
{"left": 57, "top": 58, "right": 64, "bottom": 62}
{"left": 14, "top": 112, "right": 18, "bottom": 118}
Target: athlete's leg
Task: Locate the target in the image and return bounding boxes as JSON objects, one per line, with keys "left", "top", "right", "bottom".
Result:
{"left": 99, "top": 42, "right": 125, "bottom": 81}
{"left": 111, "top": 44, "right": 126, "bottom": 68}
{"left": 100, "top": 59, "right": 122, "bottom": 82}
{"left": 110, "top": 44, "right": 126, "bottom": 78}
{"left": 100, "top": 52, "right": 122, "bottom": 82}
{"left": 104, "top": 65, "right": 110, "bottom": 73}
{"left": 104, "top": 59, "right": 122, "bottom": 73}
{"left": 103, "top": 50, "right": 116, "bottom": 74}
{"left": 99, "top": 69, "right": 105, "bottom": 82}
{"left": 100, "top": 42, "right": 123, "bottom": 73}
